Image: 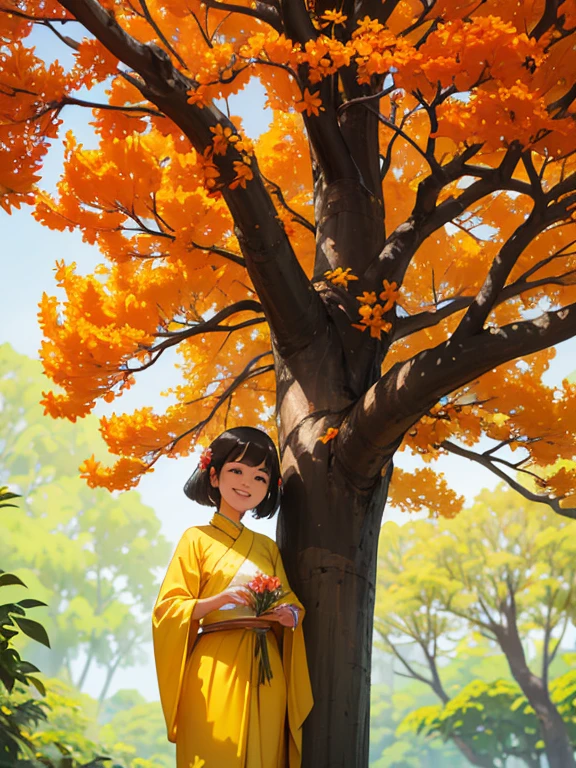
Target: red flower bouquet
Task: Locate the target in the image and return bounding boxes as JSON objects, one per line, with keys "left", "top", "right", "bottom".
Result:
{"left": 245, "top": 573, "right": 288, "bottom": 685}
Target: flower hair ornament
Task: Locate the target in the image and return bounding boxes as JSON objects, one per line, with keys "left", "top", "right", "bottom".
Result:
{"left": 198, "top": 448, "right": 213, "bottom": 471}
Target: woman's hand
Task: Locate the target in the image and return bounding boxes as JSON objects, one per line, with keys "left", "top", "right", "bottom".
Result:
{"left": 218, "top": 585, "right": 252, "bottom": 608}
{"left": 191, "top": 586, "right": 252, "bottom": 620}
{"left": 264, "top": 603, "right": 299, "bottom": 628}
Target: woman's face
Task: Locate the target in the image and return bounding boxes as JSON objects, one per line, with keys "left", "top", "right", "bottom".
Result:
{"left": 210, "top": 458, "right": 270, "bottom": 514}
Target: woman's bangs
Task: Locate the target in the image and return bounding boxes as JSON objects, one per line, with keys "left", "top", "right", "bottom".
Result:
{"left": 229, "top": 440, "right": 272, "bottom": 473}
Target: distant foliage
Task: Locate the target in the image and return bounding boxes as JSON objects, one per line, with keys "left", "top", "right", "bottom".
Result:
{"left": 0, "top": 345, "right": 171, "bottom": 698}
{"left": 374, "top": 486, "right": 576, "bottom": 766}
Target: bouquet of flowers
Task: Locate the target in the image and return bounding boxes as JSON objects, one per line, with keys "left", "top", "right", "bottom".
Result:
{"left": 245, "top": 573, "right": 288, "bottom": 685}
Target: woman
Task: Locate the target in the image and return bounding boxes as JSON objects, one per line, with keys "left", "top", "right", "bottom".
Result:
{"left": 152, "top": 427, "right": 313, "bottom": 768}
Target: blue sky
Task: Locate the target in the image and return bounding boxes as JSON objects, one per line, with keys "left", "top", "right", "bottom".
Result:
{"left": 2, "top": 24, "right": 576, "bottom": 701}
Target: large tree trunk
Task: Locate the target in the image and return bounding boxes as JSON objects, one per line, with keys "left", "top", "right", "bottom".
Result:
{"left": 277, "top": 416, "right": 392, "bottom": 767}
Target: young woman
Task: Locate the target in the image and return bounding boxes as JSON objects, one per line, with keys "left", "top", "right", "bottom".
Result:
{"left": 152, "top": 427, "right": 313, "bottom": 768}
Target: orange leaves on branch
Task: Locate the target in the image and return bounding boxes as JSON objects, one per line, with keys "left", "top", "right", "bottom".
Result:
{"left": 4, "top": 0, "right": 574, "bottom": 498}
{"left": 79, "top": 454, "right": 153, "bottom": 491}
{"left": 433, "top": 82, "right": 572, "bottom": 153}
{"left": 388, "top": 467, "right": 465, "bottom": 519}
{"left": 0, "top": 42, "right": 65, "bottom": 211}
{"left": 71, "top": 38, "right": 119, "bottom": 89}
{"left": 405, "top": 401, "right": 483, "bottom": 457}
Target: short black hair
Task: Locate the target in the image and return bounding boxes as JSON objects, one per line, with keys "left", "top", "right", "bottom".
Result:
{"left": 183, "top": 427, "right": 282, "bottom": 519}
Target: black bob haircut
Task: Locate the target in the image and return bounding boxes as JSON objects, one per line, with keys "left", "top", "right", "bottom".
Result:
{"left": 183, "top": 427, "right": 282, "bottom": 519}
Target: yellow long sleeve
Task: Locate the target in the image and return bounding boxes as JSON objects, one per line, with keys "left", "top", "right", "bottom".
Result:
{"left": 152, "top": 528, "right": 201, "bottom": 742}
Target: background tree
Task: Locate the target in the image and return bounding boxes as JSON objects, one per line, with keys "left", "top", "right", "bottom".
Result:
{"left": 376, "top": 486, "right": 576, "bottom": 767}
{"left": 398, "top": 673, "right": 576, "bottom": 768}
{"left": 1, "top": 2, "right": 576, "bottom": 765}
{"left": 0, "top": 344, "right": 171, "bottom": 700}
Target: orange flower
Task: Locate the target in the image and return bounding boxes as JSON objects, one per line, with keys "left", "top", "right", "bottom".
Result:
{"left": 319, "top": 427, "right": 339, "bottom": 444}
{"left": 229, "top": 157, "right": 254, "bottom": 190}
{"left": 379, "top": 279, "right": 400, "bottom": 312}
{"left": 247, "top": 573, "right": 282, "bottom": 594}
{"left": 353, "top": 304, "right": 393, "bottom": 339}
{"left": 295, "top": 88, "right": 324, "bottom": 117}
{"left": 196, "top": 147, "right": 221, "bottom": 190}
{"left": 210, "top": 123, "right": 239, "bottom": 156}
{"left": 187, "top": 84, "right": 209, "bottom": 108}
{"left": 356, "top": 291, "right": 377, "bottom": 305}
{"left": 324, "top": 266, "right": 359, "bottom": 288}
{"left": 321, "top": 10, "right": 348, "bottom": 26}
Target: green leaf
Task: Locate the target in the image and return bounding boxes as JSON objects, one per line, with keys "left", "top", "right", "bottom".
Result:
{"left": 27, "top": 675, "right": 46, "bottom": 696}
{"left": 0, "top": 487, "right": 21, "bottom": 510}
{"left": 0, "top": 573, "right": 27, "bottom": 588}
{"left": 17, "top": 598, "right": 48, "bottom": 609}
{"left": 18, "top": 660, "right": 41, "bottom": 674}
{"left": 12, "top": 616, "right": 51, "bottom": 648}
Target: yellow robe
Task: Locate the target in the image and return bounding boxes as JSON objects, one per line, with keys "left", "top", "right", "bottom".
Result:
{"left": 152, "top": 512, "right": 313, "bottom": 768}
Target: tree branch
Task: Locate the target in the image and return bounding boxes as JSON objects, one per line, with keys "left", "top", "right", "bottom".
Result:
{"left": 338, "top": 300, "right": 576, "bottom": 491}
{"left": 261, "top": 173, "right": 316, "bottom": 235}
{"left": 440, "top": 441, "right": 576, "bottom": 521}
{"left": 203, "top": 0, "right": 283, "bottom": 33}
{"left": 138, "top": 0, "right": 187, "bottom": 68}
{"left": 189, "top": 241, "right": 246, "bottom": 267}
{"left": 126, "top": 300, "right": 265, "bottom": 372}
{"left": 169, "top": 351, "right": 274, "bottom": 449}
{"left": 394, "top": 258, "right": 576, "bottom": 341}
{"left": 57, "top": 0, "right": 325, "bottom": 358}
{"left": 365, "top": 145, "right": 526, "bottom": 288}
{"left": 454, "top": 203, "right": 564, "bottom": 340}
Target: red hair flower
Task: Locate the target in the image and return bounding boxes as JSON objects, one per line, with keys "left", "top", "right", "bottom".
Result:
{"left": 278, "top": 477, "right": 283, "bottom": 487}
{"left": 198, "top": 447, "right": 213, "bottom": 471}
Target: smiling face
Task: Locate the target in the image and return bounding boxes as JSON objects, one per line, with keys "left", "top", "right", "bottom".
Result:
{"left": 209, "top": 458, "right": 271, "bottom": 516}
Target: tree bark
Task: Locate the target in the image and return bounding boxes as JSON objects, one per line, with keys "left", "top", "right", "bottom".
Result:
{"left": 278, "top": 445, "right": 391, "bottom": 768}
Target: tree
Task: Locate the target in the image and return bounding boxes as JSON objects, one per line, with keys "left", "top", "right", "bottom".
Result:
{"left": 2, "top": 2, "right": 576, "bottom": 765}
{"left": 375, "top": 486, "right": 576, "bottom": 767}
{"left": 0, "top": 345, "right": 171, "bottom": 700}
{"left": 398, "top": 673, "right": 576, "bottom": 768}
